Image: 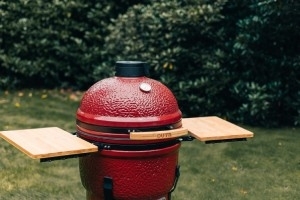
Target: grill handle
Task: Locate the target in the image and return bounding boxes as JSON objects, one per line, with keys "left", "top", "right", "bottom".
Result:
{"left": 129, "top": 127, "right": 188, "bottom": 140}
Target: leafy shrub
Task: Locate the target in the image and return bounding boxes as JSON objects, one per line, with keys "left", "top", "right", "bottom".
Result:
{"left": 96, "top": 0, "right": 230, "bottom": 117}
{"left": 1, "top": 0, "right": 299, "bottom": 126}
{"left": 97, "top": 0, "right": 300, "bottom": 126}
{"left": 1, "top": 1, "right": 95, "bottom": 88}
{"left": 0, "top": 0, "right": 148, "bottom": 89}
{"left": 225, "top": 0, "right": 300, "bottom": 126}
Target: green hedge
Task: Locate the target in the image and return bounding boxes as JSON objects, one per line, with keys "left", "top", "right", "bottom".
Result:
{"left": 224, "top": 0, "right": 300, "bottom": 126}
{"left": 1, "top": 0, "right": 299, "bottom": 126}
{"left": 98, "top": 0, "right": 230, "bottom": 117}
{"left": 97, "top": 0, "right": 300, "bottom": 126}
{"left": 1, "top": 1, "right": 97, "bottom": 88}
{"left": 0, "top": 0, "right": 146, "bottom": 89}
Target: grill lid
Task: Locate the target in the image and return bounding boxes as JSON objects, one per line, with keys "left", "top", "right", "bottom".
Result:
{"left": 76, "top": 61, "right": 182, "bottom": 129}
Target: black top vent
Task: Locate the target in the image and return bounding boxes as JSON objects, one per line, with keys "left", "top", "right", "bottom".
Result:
{"left": 115, "top": 61, "right": 149, "bottom": 77}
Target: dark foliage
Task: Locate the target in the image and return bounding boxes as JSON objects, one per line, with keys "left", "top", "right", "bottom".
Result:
{"left": 1, "top": 0, "right": 299, "bottom": 126}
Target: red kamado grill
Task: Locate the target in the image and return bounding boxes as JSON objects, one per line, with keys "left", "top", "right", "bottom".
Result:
{"left": 0, "top": 60, "right": 253, "bottom": 200}
{"left": 76, "top": 61, "right": 184, "bottom": 200}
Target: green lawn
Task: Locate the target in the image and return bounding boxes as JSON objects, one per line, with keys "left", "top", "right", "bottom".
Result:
{"left": 0, "top": 90, "right": 300, "bottom": 200}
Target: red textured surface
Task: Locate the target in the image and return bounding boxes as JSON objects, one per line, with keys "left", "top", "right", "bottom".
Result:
{"left": 79, "top": 143, "right": 180, "bottom": 200}
{"left": 77, "top": 77, "right": 181, "bottom": 128}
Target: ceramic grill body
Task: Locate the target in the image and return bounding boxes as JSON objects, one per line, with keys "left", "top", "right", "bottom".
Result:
{"left": 76, "top": 61, "right": 182, "bottom": 200}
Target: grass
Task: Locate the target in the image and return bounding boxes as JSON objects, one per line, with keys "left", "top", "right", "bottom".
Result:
{"left": 0, "top": 89, "right": 84, "bottom": 200}
{"left": 175, "top": 127, "right": 300, "bottom": 200}
{"left": 1, "top": 89, "right": 300, "bottom": 200}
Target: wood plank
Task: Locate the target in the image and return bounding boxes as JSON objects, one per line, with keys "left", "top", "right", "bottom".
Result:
{"left": 182, "top": 116, "right": 254, "bottom": 142}
{"left": 0, "top": 127, "right": 98, "bottom": 160}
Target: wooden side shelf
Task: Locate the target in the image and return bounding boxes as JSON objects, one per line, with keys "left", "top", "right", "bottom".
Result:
{"left": 0, "top": 117, "right": 253, "bottom": 161}
{"left": 182, "top": 116, "right": 254, "bottom": 142}
{"left": 0, "top": 127, "right": 98, "bottom": 160}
